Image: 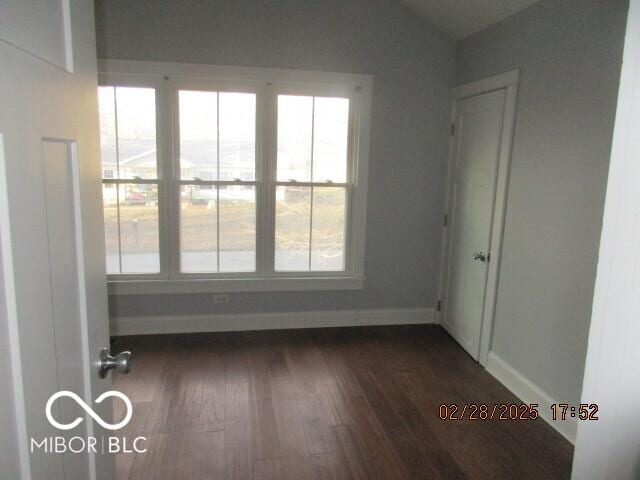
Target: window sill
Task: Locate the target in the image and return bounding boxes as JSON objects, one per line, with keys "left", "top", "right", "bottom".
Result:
{"left": 107, "top": 275, "right": 365, "bottom": 296}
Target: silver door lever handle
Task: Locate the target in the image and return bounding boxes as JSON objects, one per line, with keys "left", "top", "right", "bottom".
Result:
{"left": 473, "top": 251, "right": 488, "bottom": 262}
{"left": 99, "top": 348, "right": 132, "bottom": 378}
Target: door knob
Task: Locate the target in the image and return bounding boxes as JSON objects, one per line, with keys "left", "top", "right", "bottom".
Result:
{"left": 473, "top": 251, "right": 488, "bottom": 262}
{"left": 99, "top": 348, "right": 132, "bottom": 378}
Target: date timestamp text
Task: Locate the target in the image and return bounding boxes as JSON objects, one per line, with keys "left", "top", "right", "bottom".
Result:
{"left": 550, "top": 403, "right": 598, "bottom": 421}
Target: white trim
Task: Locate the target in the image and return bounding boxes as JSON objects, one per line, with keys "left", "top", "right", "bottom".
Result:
{"left": 108, "top": 275, "right": 364, "bottom": 295}
{"left": 435, "top": 96, "right": 458, "bottom": 327}
{"left": 68, "top": 141, "right": 97, "bottom": 480}
{"left": 486, "top": 352, "right": 577, "bottom": 443}
{"left": 438, "top": 70, "right": 519, "bottom": 365}
{"left": 350, "top": 86, "right": 371, "bottom": 279}
{"left": 99, "top": 60, "right": 372, "bottom": 291}
{"left": 98, "top": 59, "right": 373, "bottom": 89}
{"left": 110, "top": 307, "right": 436, "bottom": 335}
{"left": 451, "top": 69, "right": 520, "bottom": 100}
{"left": 478, "top": 82, "right": 518, "bottom": 365}
{"left": 61, "top": 0, "right": 74, "bottom": 73}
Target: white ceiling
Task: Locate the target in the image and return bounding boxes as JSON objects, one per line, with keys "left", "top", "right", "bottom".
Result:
{"left": 398, "top": 0, "right": 541, "bottom": 40}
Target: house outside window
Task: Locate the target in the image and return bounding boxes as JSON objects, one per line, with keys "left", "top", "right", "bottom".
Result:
{"left": 98, "top": 61, "right": 372, "bottom": 294}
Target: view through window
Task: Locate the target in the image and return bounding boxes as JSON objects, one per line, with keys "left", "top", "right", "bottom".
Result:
{"left": 178, "top": 90, "right": 257, "bottom": 273}
{"left": 97, "top": 70, "right": 368, "bottom": 284}
{"left": 275, "top": 95, "right": 349, "bottom": 271}
{"left": 99, "top": 86, "right": 160, "bottom": 274}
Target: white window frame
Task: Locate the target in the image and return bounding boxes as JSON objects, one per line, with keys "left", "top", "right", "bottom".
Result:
{"left": 99, "top": 60, "right": 372, "bottom": 295}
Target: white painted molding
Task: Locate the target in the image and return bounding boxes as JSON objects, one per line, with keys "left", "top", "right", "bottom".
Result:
{"left": 100, "top": 60, "right": 373, "bottom": 290}
{"left": 478, "top": 81, "right": 519, "bottom": 366}
{"left": 98, "top": 59, "right": 374, "bottom": 88}
{"left": 451, "top": 69, "right": 520, "bottom": 99}
{"left": 108, "top": 276, "right": 365, "bottom": 295}
{"left": 439, "top": 71, "right": 520, "bottom": 365}
{"left": 486, "top": 351, "right": 577, "bottom": 444}
{"left": 111, "top": 307, "right": 436, "bottom": 336}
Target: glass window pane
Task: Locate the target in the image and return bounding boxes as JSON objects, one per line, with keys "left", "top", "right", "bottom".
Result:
{"left": 277, "top": 95, "right": 313, "bottom": 182}
{"left": 114, "top": 87, "right": 157, "bottom": 179}
{"left": 118, "top": 184, "right": 160, "bottom": 273}
{"left": 311, "top": 187, "right": 346, "bottom": 271}
{"left": 313, "top": 97, "right": 349, "bottom": 182}
{"left": 102, "top": 183, "right": 120, "bottom": 274}
{"left": 275, "top": 186, "right": 311, "bottom": 271}
{"left": 179, "top": 90, "right": 218, "bottom": 181}
{"left": 98, "top": 87, "right": 117, "bottom": 180}
{"left": 219, "top": 92, "right": 256, "bottom": 182}
{"left": 219, "top": 185, "right": 256, "bottom": 272}
{"left": 180, "top": 185, "right": 217, "bottom": 273}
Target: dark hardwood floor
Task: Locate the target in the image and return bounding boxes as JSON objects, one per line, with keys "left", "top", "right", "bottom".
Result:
{"left": 111, "top": 325, "right": 573, "bottom": 480}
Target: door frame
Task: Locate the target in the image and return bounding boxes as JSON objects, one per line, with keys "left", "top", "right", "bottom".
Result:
{"left": 437, "top": 69, "right": 519, "bottom": 365}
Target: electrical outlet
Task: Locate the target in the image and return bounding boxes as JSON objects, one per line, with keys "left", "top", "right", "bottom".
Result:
{"left": 212, "top": 294, "right": 230, "bottom": 304}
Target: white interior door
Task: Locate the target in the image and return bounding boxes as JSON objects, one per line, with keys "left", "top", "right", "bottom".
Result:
{"left": 0, "top": 1, "right": 114, "bottom": 479}
{"left": 443, "top": 89, "right": 505, "bottom": 360}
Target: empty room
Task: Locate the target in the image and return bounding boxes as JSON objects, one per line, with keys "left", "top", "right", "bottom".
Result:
{"left": 1, "top": 0, "right": 639, "bottom": 479}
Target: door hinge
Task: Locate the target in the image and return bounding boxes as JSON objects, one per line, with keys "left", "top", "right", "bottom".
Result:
{"left": 443, "top": 214, "right": 448, "bottom": 227}
{"left": 450, "top": 122, "right": 455, "bottom": 136}
{"left": 437, "top": 300, "right": 442, "bottom": 312}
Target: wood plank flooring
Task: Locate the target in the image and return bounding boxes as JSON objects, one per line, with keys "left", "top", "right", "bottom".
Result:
{"left": 111, "top": 325, "right": 573, "bottom": 480}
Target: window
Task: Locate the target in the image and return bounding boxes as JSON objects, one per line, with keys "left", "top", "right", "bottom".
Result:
{"left": 98, "top": 61, "right": 371, "bottom": 293}
{"left": 275, "top": 95, "right": 349, "bottom": 271}
{"left": 98, "top": 86, "right": 160, "bottom": 275}
{"left": 178, "top": 90, "right": 257, "bottom": 273}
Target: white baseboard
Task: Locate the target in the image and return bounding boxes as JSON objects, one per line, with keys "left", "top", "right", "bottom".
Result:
{"left": 486, "top": 351, "right": 577, "bottom": 444}
{"left": 111, "top": 307, "right": 436, "bottom": 336}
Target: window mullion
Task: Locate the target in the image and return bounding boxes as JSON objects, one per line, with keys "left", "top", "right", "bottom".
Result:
{"left": 159, "top": 78, "right": 179, "bottom": 279}
{"left": 112, "top": 89, "right": 123, "bottom": 274}
{"left": 216, "top": 92, "right": 221, "bottom": 273}
{"left": 308, "top": 97, "right": 316, "bottom": 271}
{"left": 257, "top": 84, "right": 276, "bottom": 275}
{"left": 115, "top": 183, "right": 123, "bottom": 274}
{"left": 345, "top": 88, "right": 361, "bottom": 275}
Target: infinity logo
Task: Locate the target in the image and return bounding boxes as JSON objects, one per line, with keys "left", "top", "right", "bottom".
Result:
{"left": 45, "top": 391, "right": 133, "bottom": 431}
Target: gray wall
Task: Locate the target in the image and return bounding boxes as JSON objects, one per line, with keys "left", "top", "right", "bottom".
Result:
{"left": 96, "top": 0, "right": 455, "bottom": 317}
{"left": 457, "top": 0, "right": 628, "bottom": 405}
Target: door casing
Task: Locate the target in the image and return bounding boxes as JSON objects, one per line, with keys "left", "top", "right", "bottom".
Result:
{"left": 437, "top": 70, "right": 519, "bottom": 366}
